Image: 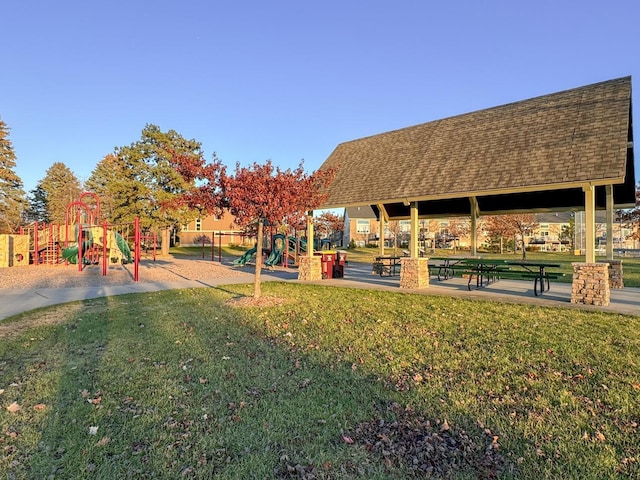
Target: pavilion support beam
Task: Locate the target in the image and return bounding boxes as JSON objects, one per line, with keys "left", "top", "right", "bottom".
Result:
{"left": 571, "top": 185, "right": 610, "bottom": 306}
{"left": 410, "top": 201, "right": 419, "bottom": 258}
{"left": 469, "top": 196, "right": 479, "bottom": 257}
{"left": 583, "top": 185, "right": 596, "bottom": 263}
{"left": 606, "top": 185, "right": 614, "bottom": 260}
{"left": 298, "top": 210, "right": 321, "bottom": 281}
{"left": 307, "top": 210, "right": 314, "bottom": 256}
{"left": 377, "top": 204, "right": 389, "bottom": 257}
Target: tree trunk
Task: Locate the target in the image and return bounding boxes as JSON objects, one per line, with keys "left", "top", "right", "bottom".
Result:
{"left": 161, "top": 228, "right": 170, "bottom": 256}
{"left": 254, "top": 219, "right": 263, "bottom": 298}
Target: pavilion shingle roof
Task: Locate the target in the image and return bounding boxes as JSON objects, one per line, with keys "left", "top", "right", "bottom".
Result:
{"left": 320, "top": 77, "right": 633, "bottom": 211}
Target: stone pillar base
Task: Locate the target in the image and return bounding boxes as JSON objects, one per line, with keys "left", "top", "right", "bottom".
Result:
{"left": 399, "top": 257, "right": 430, "bottom": 289}
{"left": 599, "top": 259, "right": 623, "bottom": 289}
{"left": 571, "top": 263, "right": 610, "bottom": 306}
{"left": 298, "top": 255, "right": 322, "bottom": 281}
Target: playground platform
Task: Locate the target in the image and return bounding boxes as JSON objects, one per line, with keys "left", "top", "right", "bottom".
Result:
{"left": 2, "top": 260, "right": 640, "bottom": 321}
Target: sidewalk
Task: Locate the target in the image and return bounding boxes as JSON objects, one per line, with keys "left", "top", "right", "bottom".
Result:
{"left": 2, "top": 262, "right": 640, "bottom": 320}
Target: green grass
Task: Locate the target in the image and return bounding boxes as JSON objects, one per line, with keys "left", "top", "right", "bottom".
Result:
{"left": 1, "top": 283, "right": 639, "bottom": 478}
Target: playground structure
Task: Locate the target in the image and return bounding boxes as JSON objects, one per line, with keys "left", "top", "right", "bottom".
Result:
{"left": 232, "top": 232, "right": 333, "bottom": 268}
{"left": 6, "top": 192, "right": 149, "bottom": 281}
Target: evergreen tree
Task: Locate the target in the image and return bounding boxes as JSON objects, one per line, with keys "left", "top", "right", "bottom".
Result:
{"left": 112, "top": 124, "right": 205, "bottom": 252}
{"left": 85, "top": 153, "right": 121, "bottom": 222}
{"left": 24, "top": 184, "right": 50, "bottom": 223}
{"left": 0, "top": 119, "right": 27, "bottom": 233}
{"left": 40, "top": 162, "right": 82, "bottom": 224}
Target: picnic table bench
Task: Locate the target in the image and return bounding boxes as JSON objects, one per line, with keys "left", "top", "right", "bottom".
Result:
{"left": 372, "top": 256, "right": 402, "bottom": 277}
{"left": 430, "top": 257, "right": 564, "bottom": 296}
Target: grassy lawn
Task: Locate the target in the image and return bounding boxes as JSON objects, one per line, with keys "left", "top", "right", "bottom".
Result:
{"left": 1, "top": 282, "right": 639, "bottom": 479}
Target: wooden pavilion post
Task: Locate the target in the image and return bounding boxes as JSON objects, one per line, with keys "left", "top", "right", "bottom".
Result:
{"left": 409, "top": 201, "right": 419, "bottom": 258}
{"left": 605, "top": 185, "right": 614, "bottom": 260}
{"left": 584, "top": 184, "right": 596, "bottom": 264}
{"left": 306, "top": 210, "right": 314, "bottom": 256}
{"left": 378, "top": 218, "right": 385, "bottom": 257}
{"left": 400, "top": 201, "right": 429, "bottom": 289}
{"left": 469, "top": 196, "right": 479, "bottom": 257}
{"left": 297, "top": 210, "right": 321, "bottom": 281}
{"left": 571, "top": 184, "right": 610, "bottom": 306}
{"left": 377, "top": 204, "right": 388, "bottom": 257}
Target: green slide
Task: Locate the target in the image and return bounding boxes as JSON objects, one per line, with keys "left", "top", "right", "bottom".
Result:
{"left": 114, "top": 232, "right": 132, "bottom": 263}
{"left": 264, "top": 234, "right": 286, "bottom": 267}
{"left": 61, "top": 245, "right": 80, "bottom": 264}
{"left": 233, "top": 245, "right": 257, "bottom": 266}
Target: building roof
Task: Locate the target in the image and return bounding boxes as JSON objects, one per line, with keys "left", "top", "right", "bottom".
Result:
{"left": 344, "top": 205, "right": 377, "bottom": 219}
{"left": 320, "top": 77, "right": 635, "bottom": 219}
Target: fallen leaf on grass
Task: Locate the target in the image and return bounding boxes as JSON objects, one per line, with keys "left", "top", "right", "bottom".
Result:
{"left": 88, "top": 426, "right": 98, "bottom": 435}
{"left": 632, "top": 383, "right": 640, "bottom": 390}
{"left": 6, "top": 402, "right": 21, "bottom": 413}
{"left": 342, "top": 434, "right": 354, "bottom": 444}
{"left": 33, "top": 403, "right": 46, "bottom": 411}
{"left": 0, "top": 389, "right": 4, "bottom": 395}
{"left": 81, "top": 389, "right": 90, "bottom": 399}
{"left": 95, "top": 436, "right": 110, "bottom": 447}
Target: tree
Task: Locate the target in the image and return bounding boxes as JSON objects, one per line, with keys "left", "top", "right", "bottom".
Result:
{"left": 0, "top": 119, "right": 27, "bottom": 233}
{"left": 559, "top": 215, "right": 575, "bottom": 252}
{"left": 39, "top": 162, "right": 82, "bottom": 224}
{"left": 616, "top": 182, "right": 640, "bottom": 242}
{"left": 224, "top": 160, "right": 334, "bottom": 298}
{"left": 447, "top": 217, "right": 471, "bottom": 253}
{"left": 172, "top": 157, "right": 334, "bottom": 299}
{"left": 314, "top": 211, "right": 344, "bottom": 243}
{"left": 482, "top": 216, "right": 514, "bottom": 253}
{"left": 84, "top": 153, "right": 122, "bottom": 222}
{"left": 510, "top": 214, "right": 539, "bottom": 259}
{"left": 112, "top": 124, "right": 206, "bottom": 254}
{"left": 24, "top": 184, "right": 50, "bottom": 223}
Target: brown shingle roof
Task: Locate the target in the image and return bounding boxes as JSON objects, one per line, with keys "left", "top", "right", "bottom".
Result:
{"left": 320, "top": 77, "right": 634, "bottom": 215}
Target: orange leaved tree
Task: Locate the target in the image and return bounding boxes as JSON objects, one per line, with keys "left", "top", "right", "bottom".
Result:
{"left": 224, "top": 160, "right": 334, "bottom": 299}
{"left": 171, "top": 157, "right": 334, "bottom": 299}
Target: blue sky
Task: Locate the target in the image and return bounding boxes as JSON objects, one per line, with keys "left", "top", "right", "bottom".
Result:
{"left": 2, "top": 0, "right": 638, "bottom": 194}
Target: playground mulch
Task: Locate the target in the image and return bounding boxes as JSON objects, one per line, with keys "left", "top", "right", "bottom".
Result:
{"left": 0, "top": 256, "right": 249, "bottom": 290}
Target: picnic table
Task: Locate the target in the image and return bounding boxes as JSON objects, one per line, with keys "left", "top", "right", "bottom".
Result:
{"left": 372, "top": 256, "right": 402, "bottom": 277}
{"left": 430, "top": 256, "right": 476, "bottom": 280}
{"left": 430, "top": 257, "right": 563, "bottom": 296}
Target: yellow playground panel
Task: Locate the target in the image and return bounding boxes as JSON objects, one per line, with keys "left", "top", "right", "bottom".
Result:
{"left": 87, "top": 227, "right": 128, "bottom": 264}
{"left": 0, "top": 234, "right": 30, "bottom": 267}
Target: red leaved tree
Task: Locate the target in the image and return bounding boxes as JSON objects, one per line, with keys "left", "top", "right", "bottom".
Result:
{"left": 169, "top": 156, "right": 334, "bottom": 299}
{"left": 224, "top": 160, "right": 334, "bottom": 298}
{"left": 314, "top": 211, "right": 344, "bottom": 241}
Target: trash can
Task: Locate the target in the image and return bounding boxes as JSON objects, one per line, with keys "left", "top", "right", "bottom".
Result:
{"left": 333, "top": 250, "right": 347, "bottom": 278}
{"left": 320, "top": 251, "right": 336, "bottom": 279}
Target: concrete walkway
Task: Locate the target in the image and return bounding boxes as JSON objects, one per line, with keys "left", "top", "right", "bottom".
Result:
{"left": 2, "top": 261, "right": 640, "bottom": 320}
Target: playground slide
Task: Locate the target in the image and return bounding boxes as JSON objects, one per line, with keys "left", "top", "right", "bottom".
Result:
{"left": 114, "top": 232, "right": 132, "bottom": 263}
{"left": 61, "top": 245, "right": 80, "bottom": 264}
{"left": 264, "top": 248, "right": 282, "bottom": 267}
{"left": 61, "top": 232, "right": 132, "bottom": 265}
{"left": 233, "top": 245, "right": 257, "bottom": 266}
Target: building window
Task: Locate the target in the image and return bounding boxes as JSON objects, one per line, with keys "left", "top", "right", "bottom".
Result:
{"left": 195, "top": 218, "right": 202, "bottom": 231}
{"left": 356, "top": 219, "right": 370, "bottom": 234}
{"left": 399, "top": 220, "right": 411, "bottom": 232}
